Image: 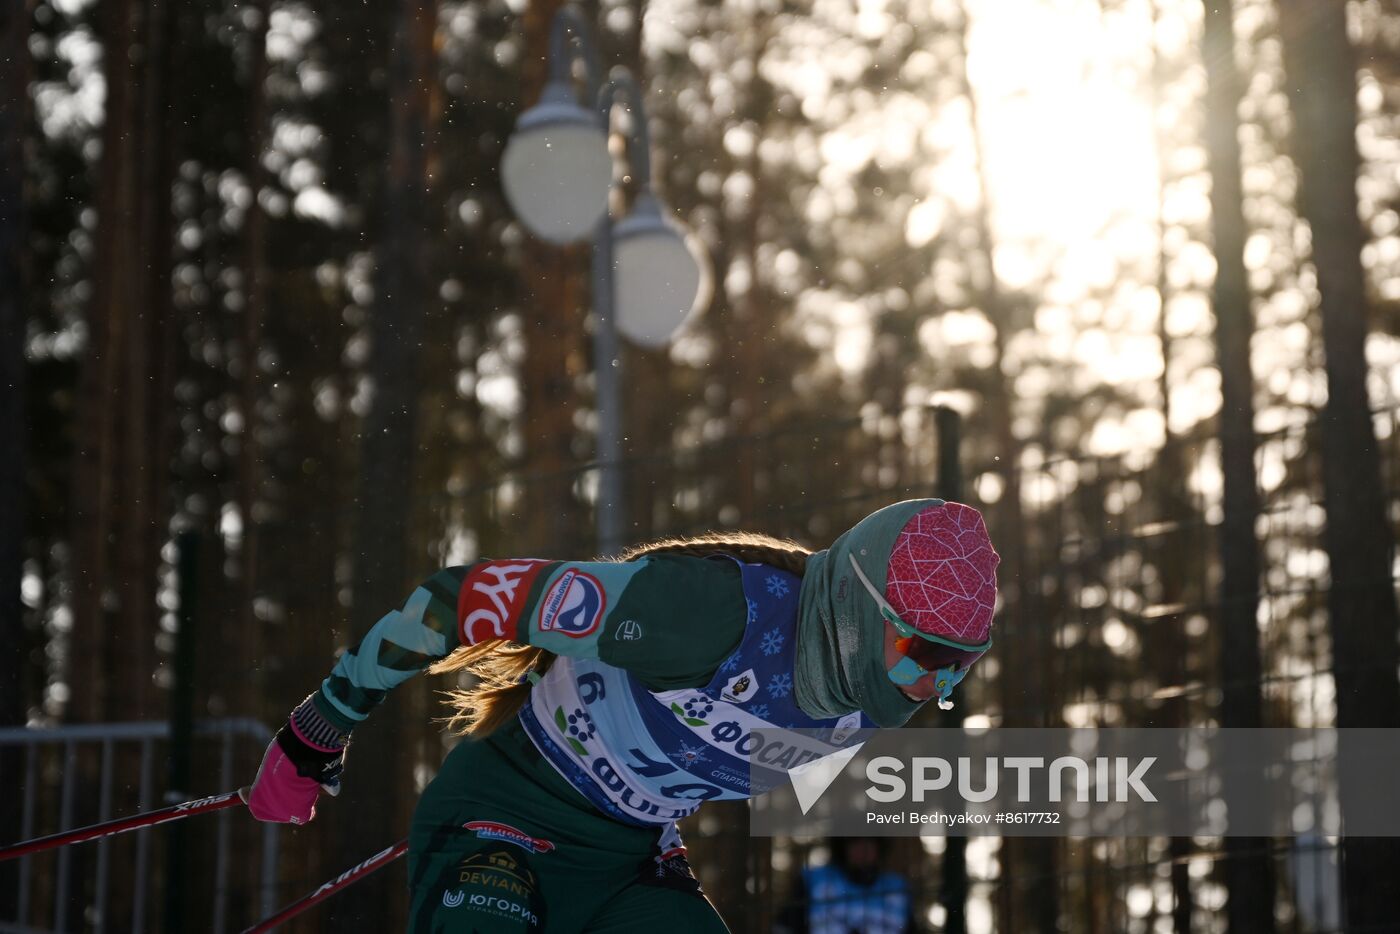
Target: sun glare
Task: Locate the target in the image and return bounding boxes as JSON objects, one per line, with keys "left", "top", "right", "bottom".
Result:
{"left": 961, "top": 0, "right": 1180, "bottom": 454}
{"left": 967, "top": 0, "right": 1162, "bottom": 288}
{"left": 654, "top": 0, "right": 1209, "bottom": 450}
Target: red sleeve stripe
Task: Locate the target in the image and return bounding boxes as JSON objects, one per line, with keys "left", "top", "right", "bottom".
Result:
{"left": 457, "top": 559, "right": 551, "bottom": 646}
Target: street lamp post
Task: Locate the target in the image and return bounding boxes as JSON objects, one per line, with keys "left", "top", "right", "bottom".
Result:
{"left": 501, "top": 8, "right": 707, "bottom": 556}
{"left": 588, "top": 84, "right": 625, "bottom": 556}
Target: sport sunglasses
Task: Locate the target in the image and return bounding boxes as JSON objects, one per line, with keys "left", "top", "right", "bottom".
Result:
{"left": 848, "top": 553, "right": 992, "bottom": 710}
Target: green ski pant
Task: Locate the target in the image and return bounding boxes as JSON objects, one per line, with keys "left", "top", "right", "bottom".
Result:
{"left": 407, "top": 720, "right": 731, "bottom": 933}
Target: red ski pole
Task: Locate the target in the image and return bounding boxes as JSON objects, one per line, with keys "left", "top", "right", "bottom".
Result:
{"left": 0, "top": 789, "right": 247, "bottom": 863}
{"left": 240, "top": 838, "right": 408, "bottom": 934}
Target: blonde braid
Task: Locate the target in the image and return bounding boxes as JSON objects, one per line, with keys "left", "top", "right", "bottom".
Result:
{"left": 619, "top": 531, "right": 812, "bottom": 576}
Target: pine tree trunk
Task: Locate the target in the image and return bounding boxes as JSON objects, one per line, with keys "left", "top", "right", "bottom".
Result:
{"left": 0, "top": 0, "right": 31, "bottom": 918}
{"left": 0, "top": 0, "right": 28, "bottom": 726}
{"left": 331, "top": 0, "right": 436, "bottom": 927}
{"left": 1199, "top": 2, "right": 1275, "bottom": 929}
{"left": 69, "top": 0, "right": 177, "bottom": 727}
{"left": 733, "top": 19, "right": 771, "bottom": 524}
{"left": 63, "top": 0, "right": 179, "bottom": 922}
{"left": 1146, "top": 5, "right": 1198, "bottom": 921}
{"left": 953, "top": 6, "right": 1058, "bottom": 930}
{"left": 70, "top": 0, "right": 134, "bottom": 728}
{"left": 1275, "top": 1, "right": 1400, "bottom": 927}
{"left": 237, "top": 0, "right": 270, "bottom": 729}
{"left": 125, "top": 0, "right": 175, "bottom": 725}
{"left": 519, "top": 0, "right": 586, "bottom": 556}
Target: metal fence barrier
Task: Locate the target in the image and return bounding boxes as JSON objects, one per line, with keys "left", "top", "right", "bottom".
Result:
{"left": 0, "top": 719, "right": 279, "bottom": 934}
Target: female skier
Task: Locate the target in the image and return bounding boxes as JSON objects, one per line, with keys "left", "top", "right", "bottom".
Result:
{"left": 245, "top": 498, "right": 998, "bottom": 932}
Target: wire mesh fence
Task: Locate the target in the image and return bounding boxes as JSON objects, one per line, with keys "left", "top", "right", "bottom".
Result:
{"left": 0, "top": 720, "right": 279, "bottom": 934}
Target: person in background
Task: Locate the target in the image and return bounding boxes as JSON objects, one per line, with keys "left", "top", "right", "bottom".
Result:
{"left": 776, "top": 837, "right": 917, "bottom": 934}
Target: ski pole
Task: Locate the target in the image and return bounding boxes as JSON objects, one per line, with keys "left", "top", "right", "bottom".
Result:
{"left": 0, "top": 789, "right": 247, "bottom": 863}
{"left": 240, "top": 838, "right": 408, "bottom": 934}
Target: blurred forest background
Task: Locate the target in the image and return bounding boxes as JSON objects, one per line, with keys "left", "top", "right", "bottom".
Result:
{"left": 4, "top": 0, "right": 1400, "bottom": 930}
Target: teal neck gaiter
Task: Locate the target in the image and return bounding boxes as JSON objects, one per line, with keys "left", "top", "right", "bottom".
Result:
{"left": 793, "top": 499, "right": 944, "bottom": 729}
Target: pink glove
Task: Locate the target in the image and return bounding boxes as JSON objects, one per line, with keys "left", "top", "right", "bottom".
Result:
{"left": 246, "top": 698, "right": 347, "bottom": 824}
{"left": 245, "top": 742, "right": 327, "bottom": 824}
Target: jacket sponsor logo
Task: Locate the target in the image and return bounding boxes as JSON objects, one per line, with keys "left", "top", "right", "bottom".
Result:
{"left": 465, "top": 893, "right": 539, "bottom": 927}
{"left": 459, "top": 560, "right": 549, "bottom": 645}
{"left": 457, "top": 849, "right": 538, "bottom": 896}
{"left": 704, "top": 720, "right": 831, "bottom": 770}
{"left": 831, "top": 712, "right": 862, "bottom": 745}
{"left": 454, "top": 850, "right": 543, "bottom": 927}
{"left": 615, "top": 619, "right": 644, "bottom": 641}
{"left": 537, "top": 569, "right": 606, "bottom": 638}
{"left": 464, "top": 820, "right": 556, "bottom": 854}
{"left": 721, "top": 669, "right": 759, "bottom": 703}
{"left": 442, "top": 889, "right": 465, "bottom": 908}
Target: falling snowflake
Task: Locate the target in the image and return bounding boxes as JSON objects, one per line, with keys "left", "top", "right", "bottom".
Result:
{"left": 566, "top": 708, "right": 596, "bottom": 742}
{"left": 759, "top": 628, "right": 785, "bottom": 656}
{"left": 719, "top": 654, "right": 741, "bottom": 675}
{"left": 765, "top": 575, "right": 790, "bottom": 598}
{"left": 767, "top": 673, "right": 793, "bottom": 698}
{"left": 669, "top": 743, "right": 710, "bottom": 768}
{"left": 749, "top": 704, "right": 771, "bottom": 719}
{"left": 746, "top": 598, "right": 759, "bottom": 624}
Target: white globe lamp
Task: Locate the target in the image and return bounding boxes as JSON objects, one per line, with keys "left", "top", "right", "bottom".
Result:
{"left": 500, "top": 80, "right": 612, "bottom": 245}
{"left": 611, "top": 193, "right": 708, "bottom": 348}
